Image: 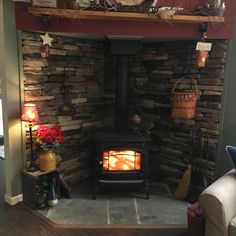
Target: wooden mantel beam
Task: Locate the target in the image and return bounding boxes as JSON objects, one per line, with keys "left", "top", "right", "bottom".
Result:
{"left": 28, "top": 7, "right": 225, "bottom": 24}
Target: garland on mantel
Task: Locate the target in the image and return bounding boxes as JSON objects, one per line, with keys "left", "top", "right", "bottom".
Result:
{"left": 18, "top": 0, "right": 226, "bottom": 16}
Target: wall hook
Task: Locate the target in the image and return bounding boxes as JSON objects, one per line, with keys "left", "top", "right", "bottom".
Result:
{"left": 199, "top": 22, "right": 209, "bottom": 41}
{"left": 41, "top": 15, "right": 53, "bottom": 32}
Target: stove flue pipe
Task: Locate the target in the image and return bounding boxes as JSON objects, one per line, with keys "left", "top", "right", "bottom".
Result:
{"left": 115, "top": 55, "right": 129, "bottom": 131}
{"left": 109, "top": 37, "right": 141, "bottom": 131}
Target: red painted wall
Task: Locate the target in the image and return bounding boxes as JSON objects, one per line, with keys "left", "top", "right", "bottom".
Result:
{"left": 15, "top": 0, "right": 236, "bottom": 39}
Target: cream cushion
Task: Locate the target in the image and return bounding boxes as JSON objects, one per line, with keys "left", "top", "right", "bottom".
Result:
{"left": 229, "top": 216, "right": 236, "bottom": 236}
{"left": 199, "top": 170, "right": 236, "bottom": 236}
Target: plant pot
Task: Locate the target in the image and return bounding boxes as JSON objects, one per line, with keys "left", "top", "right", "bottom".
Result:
{"left": 39, "top": 149, "right": 57, "bottom": 171}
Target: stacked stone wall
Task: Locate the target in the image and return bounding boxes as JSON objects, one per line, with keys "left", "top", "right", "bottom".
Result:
{"left": 22, "top": 32, "right": 227, "bottom": 190}
{"left": 128, "top": 40, "right": 227, "bottom": 191}
{"left": 22, "top": 31, "right": 111, "bottom": 185}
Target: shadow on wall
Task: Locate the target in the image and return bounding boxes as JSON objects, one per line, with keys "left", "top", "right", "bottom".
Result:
{"left": 0, "top": 98, "right": 4, "bottom": 201}
{"left": 0, "top": 98, "right": 4, "bottom": 159}
{"left": 0, "top": 158, "right": 5, "bottom": 201}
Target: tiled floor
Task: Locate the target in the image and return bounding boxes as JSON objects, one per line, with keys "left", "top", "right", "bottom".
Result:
{"left": 39, "top": 183, "right": 189, "bottom": 225}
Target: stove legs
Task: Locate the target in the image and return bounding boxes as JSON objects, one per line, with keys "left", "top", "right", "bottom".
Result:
{"left": 144, "top": 182, "right": 150, "bottom": 199}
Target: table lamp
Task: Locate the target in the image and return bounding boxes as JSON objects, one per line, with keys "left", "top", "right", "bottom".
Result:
{"left": 21, "top": 103, "right": 39, "bottom": 172}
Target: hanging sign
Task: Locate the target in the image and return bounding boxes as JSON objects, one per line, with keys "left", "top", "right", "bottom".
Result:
{"left": 196, "top": 42, "right": 212, "bottom": 52}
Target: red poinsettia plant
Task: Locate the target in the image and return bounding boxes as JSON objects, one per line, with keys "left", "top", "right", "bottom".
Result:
{"left": 37, "top": 125, "right": 64, "bottom": 151}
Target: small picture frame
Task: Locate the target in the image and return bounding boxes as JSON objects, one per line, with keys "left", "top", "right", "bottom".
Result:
{"left": 12, "top": 0, "right": 31, "bottom": 2}
{"left": 32, "top": 0, "right": 57, "bottom": 7}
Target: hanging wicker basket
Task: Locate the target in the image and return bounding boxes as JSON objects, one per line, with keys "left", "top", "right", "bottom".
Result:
{"left": 171, "top": 78, "right": 199, "bottom": 119}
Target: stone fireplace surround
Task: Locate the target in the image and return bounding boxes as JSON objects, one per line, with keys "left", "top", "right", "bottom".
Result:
{"left": 22, "top": 31, "right": 227, "bottom": 195}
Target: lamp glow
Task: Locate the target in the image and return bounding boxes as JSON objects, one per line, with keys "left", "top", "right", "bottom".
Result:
{"left": 21, "top": 103, "right": 39, "bottom": 123}
{"left": 21, "top": 103, "right": 39, "bottom": 172}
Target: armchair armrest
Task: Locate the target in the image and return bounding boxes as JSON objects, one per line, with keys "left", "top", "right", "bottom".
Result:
{"left": 199, "top": 170, "right": 236, "bottom": 236}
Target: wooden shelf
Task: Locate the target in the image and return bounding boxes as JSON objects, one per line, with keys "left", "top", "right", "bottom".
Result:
{"left": 28, "top": 7, "right": 225, "bottom": 24}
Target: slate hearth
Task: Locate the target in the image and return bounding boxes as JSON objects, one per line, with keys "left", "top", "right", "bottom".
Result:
{"left": 38, "top": 183, "right": 188, "bottom": 225}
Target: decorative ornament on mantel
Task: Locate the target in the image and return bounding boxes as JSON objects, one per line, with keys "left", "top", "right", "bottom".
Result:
{"left": 40, "top": 32, "right": 54, "bottom": 58}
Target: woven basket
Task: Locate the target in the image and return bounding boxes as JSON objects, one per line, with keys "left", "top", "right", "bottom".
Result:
{"left": 171, "top": 78, "right": 199, "bottom": 119}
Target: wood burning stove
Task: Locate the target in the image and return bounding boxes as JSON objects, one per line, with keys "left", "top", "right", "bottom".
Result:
{"left": 91, "top": 41, "right": 150, "bottom": 199}
{"left": 93, "top": 132, "right": 150, "bottom": 199}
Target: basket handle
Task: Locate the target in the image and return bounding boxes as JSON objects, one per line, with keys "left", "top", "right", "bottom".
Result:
{"left": 171, "top": 77, "right": 185, "bottom": 94}
{"left": 172, "top": 78, "right": 199, "bottom": 96}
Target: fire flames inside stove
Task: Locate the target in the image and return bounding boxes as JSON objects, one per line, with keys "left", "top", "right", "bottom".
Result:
{"left": 103, "top": 150, "right": 141, "bottom": 171}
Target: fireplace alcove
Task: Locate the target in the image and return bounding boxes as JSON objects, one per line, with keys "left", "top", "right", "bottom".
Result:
{"left": 21, "top": 29, "right": 226, "bottom": 227}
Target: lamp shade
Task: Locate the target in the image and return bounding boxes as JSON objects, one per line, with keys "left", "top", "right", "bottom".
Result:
{"left": 21, "top": 103, "right": 39, "bottom": 123}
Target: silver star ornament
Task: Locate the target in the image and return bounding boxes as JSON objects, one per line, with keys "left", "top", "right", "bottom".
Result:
{"left": 40, "top": 32, "right": 54, "bottom": 47}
